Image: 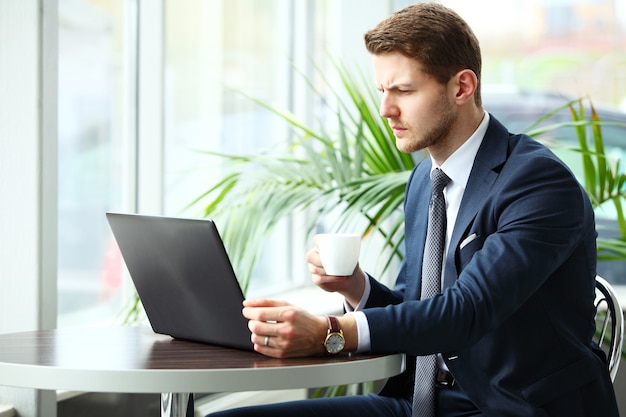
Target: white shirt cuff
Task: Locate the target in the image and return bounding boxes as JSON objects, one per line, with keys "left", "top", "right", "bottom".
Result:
{"left": 346, "top": 311, "right": 371, "bottom": 353}
{"left": 343, "top": 272, "right": 371, "bottom": 353}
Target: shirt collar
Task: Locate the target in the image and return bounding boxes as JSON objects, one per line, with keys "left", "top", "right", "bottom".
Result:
{"left": 431, "top": 111, "right": 489, "bottom": 189}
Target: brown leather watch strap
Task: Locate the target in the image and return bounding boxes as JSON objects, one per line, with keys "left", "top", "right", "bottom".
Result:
{"left": 326, "top": 315, "right": 340, "bottom": 333}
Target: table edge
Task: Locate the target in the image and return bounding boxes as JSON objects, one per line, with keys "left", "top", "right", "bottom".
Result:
{"left": 0, "top": 353, "right": 406, "bottom": 393}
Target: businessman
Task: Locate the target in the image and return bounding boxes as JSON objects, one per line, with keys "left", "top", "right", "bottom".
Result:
{"left": 209, "top": 2, "right": 620, "bottom": 416}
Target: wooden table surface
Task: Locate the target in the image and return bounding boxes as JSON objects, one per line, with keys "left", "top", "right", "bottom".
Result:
{"left": 0, "top": 326, "right": 405, "bottom": 393}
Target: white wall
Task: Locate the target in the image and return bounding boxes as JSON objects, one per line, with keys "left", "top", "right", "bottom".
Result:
{"left": 0, "top": 0, "right": 58, "bottom": 415}
{"left": 0, "top": 0, "right": 58, "bottom": 334}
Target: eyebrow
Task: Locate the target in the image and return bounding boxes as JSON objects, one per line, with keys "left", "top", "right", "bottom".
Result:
{"left": 377, "top": 83, "right": 414, "bottom": 91}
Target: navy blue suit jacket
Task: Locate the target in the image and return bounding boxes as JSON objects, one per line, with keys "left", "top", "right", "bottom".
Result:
{"left": 363, "top": 115, "right": 619, "bottom": 416}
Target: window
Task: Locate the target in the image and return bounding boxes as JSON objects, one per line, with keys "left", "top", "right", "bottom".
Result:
{"left": 56, "top": 0, "right": 390, "bottom": 325}
{"left": 57, "top": 0, "right": 135, "bottom": 327}
{"left": 162, "top": 0, "right": 296, "bottom": 297}
{"left": 161, "top": 0, "right": 390, "bottom": 297}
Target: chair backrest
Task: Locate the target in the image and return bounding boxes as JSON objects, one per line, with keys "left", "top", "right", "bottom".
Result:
{"left": 594, "top": 275, "right": 624, "bottom": 382}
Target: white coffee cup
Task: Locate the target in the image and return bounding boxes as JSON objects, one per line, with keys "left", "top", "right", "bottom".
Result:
{"left": 316, "top": 233, "right": 361, "bottom": 276}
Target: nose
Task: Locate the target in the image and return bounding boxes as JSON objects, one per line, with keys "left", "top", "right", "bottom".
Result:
{"left": 379, "top": 93, "right": 399, "bottom": 119}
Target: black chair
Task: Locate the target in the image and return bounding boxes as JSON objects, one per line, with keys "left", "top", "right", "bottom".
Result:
{"left": 595, "top": 275, "right": 624, "bottom": 382}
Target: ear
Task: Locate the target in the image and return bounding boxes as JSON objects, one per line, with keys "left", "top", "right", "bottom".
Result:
{"left": 451, "top": 69, "right": 478, "bottom": 105}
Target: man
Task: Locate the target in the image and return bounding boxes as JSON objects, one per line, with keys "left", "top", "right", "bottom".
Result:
{"left": 209, "top": 2, "right": 619, "bottom": 416}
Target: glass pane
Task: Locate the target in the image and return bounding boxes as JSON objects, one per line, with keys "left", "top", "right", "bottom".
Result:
{"left": 57, "top": 0, "right": 134, "bottom": 326}
{"left": 163, "top": 0, "right": 296, "bottom": 296}
{"left": 439, "top": 0, "right": 626, "bottom": 109}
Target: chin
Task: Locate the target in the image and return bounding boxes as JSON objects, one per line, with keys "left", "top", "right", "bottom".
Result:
{"left": 396, "top": 139, "right": 422, "bottom": 154}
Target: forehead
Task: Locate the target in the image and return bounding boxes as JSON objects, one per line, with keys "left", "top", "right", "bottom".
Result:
{"left": 372, "top": 52, "right": 428, "bottom": 88}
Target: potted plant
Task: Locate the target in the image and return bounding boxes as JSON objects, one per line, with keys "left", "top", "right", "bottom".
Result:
{"left": 190, "top": 59, "right": 626, "bottom": 293}
{"left": 189, "top": 59, "right": 416, "bottom": 294}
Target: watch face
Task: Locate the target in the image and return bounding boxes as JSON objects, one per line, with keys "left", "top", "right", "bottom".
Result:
{"left": 325, "top": 333, "right": 345, "bottom": 354}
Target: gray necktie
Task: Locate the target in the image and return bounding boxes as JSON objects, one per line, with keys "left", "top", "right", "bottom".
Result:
{"left": 412, "top": 168, "right": 451, "bottom": 417}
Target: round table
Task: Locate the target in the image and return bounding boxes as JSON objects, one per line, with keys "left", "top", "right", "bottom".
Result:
{"left": 0, "top": 326, "right": 405, "bottom": 416}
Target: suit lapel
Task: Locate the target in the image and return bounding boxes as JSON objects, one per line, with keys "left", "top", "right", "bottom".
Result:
{"left": 403, "top": 160, "right": 432, "bottom": 300}
{"left": 442, "top": 115, "right": 510, "bottom": 288}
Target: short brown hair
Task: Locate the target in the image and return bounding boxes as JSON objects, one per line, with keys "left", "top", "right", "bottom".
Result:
{"left": 364, "top": 2, "right": 482, "bottom": 106}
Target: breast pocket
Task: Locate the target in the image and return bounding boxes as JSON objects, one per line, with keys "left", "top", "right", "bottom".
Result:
{"left": 456, "top": 233, "right": 483, "bottom": 271}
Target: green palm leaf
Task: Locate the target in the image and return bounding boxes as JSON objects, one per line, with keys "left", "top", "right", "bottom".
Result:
{"left": 193, "top": 63, "right": 626, "bottom": 295}
{"left": 191, "top": 60, "right": 416, "bottom": 291}
{"left": 526, "top": 97, "right": 626, "bottom": 261}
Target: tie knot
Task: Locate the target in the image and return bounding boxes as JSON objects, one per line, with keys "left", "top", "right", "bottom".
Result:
{"left": 431, "top": 168, "right": 451, "bottom": 195}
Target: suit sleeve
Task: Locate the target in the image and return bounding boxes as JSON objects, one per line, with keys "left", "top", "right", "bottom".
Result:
{"left": 363, "top": 152, "right": 595, "bottom": 356}
{"left": 365, "top": 270, "right": 405, "bottom": 308}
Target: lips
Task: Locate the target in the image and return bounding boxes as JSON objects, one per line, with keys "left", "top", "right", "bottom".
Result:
{"left": 391, "top": 125, "right": 407, "bottom": 136}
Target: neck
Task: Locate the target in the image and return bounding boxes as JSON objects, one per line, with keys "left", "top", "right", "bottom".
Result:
{"left": 429, "top": 106, "right": 484, "bottom": 166}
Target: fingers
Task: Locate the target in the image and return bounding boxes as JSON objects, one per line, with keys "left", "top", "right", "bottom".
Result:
{"left": 251, "top": 338, "right": 287, "bottom": 357}
{"left": 246, "top": 314, "right": 326, "bottom": 358}
{"left": 252, "top": 333, "right": 274, "bottom": 348}
{"left": 245, "top": 315, "right": 298, "bottom": 358}
{"left": 241, "top": 305, "right": 284, "bottom": 355}
{"left": 304, "top": 247, "right": 322, "bottom": 268}
{"left": 250, "top": 333, "right": 283, "bottom": 357}
{"left": 306, "top": 246, "right": 356, "bottom": 280}
{"left": 242, "top": 299, "right": 293, "bottom": 324}
{"left": 247, "top": 318, "right": 280, "bottom": 337}
{"left": 243, "top": 298, "right": 289, "bottom": 308}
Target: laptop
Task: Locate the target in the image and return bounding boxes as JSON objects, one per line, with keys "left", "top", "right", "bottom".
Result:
{"left": 105, "top": 212, "right": 253, "bottom": 351}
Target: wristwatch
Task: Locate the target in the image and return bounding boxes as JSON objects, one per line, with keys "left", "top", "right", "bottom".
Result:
{"left": 323, "top": 315, "right": 345, "bottom": 354}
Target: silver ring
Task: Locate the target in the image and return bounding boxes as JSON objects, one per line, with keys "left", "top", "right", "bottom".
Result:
{"left": 264, "top": 336, "right": 270, "bottom": 346}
